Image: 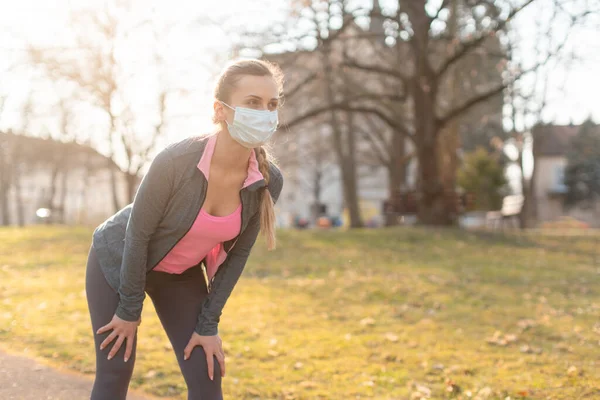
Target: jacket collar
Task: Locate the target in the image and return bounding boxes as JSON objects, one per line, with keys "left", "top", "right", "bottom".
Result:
{"left": 195, "top": 133, "right": 266, "bottom": 191}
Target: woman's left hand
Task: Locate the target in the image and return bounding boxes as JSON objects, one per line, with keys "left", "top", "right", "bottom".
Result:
{"left": 183, "top": 332, "right": 225, "bottom": 380}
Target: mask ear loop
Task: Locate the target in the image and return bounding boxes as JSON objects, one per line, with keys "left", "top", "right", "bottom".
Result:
{"left": 219, "top": 101, "right": 235, "bottom": 128}
{"left": 220, "top": 101, "right": 235, "bottom": 111}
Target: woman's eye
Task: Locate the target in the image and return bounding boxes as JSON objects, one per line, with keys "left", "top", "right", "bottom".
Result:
{"left": 268, "top": 102, "right": 278, "bottom": 110}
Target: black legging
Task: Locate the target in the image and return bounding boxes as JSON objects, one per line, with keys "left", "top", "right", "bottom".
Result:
{"left": 85, "top": 244, "right": 223, "bottom": 400}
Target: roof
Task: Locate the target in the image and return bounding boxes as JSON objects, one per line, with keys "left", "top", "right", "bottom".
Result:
{"left": 0, "top": 130, "right": 122, "bottom": 171}
{"left": 532, "top": 124, "right": 580, "bottom": 157}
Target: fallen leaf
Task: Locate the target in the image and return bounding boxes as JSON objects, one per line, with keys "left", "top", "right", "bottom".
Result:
{"left": 360, "top": 317, "right": 376, "bottom": 326}
{"left": 145, "top": 370, "right": 157, "bottom": 378}
{"left": 553, "top": 343, "right": 572, "bottom": 353}
{"left": 517, "top": 319, "right": 537, "bottom": 330}
{"left": 385, "top": 332, "right": 399, "bottom": 342}
{"left": 475, "top": 386, "right": 493, "bottom": 399}
{"left": 567, "top": 365, "right": 578, "bottom": 376}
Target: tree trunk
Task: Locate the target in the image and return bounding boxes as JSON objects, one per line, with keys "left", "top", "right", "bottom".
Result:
{"left": 0, "top": 142, "right": 11, "bottom": 226}
{"left": 517, "top": 131, "right": 540, "bottom": 229}
{"left": 311, "top": 168, "right": 323, "bottom": 225}
{"left": 107, "top": 111, "right": 123, "bottom": 212}
{"left": 385, "top": 133, "right": 406, "bottom": 226}
{"left": 59, "top": 167, "right": 68, "bottom": 224}
{"left": 438, "top": 0, "right": 460, "bottom": 223}
{"left": 49, "top": 163, "right": 60, "bottom": 223}
{"left": 77, "top": 152, "right": 93, "bottom": 225}
{"left": 12, "top": 164, "right": 24, "bottom": 226}
{"left": 405, "top": 0, "right": 452, "bottom": 226}
{"left": 529, "top": 140, "right": 539, "bottom": 223}
{"left": 416, "top": 137, "right": 448, "bottom": 225}
{"left": 341, "top": 109, "right": 364, "bottom": 228}
{"left": 389, "top": 133, "right": 406, "bottom": 193}
{"left": 11, "top": 136, "right": 25, "bottom": 226}
{"left": 126, "top": 171, "right": 138, "bottom": 204}
{"left": 322, "top": 36, "right": 363, "bottom": 228}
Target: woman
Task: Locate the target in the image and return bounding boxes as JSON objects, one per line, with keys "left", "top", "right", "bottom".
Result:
{"left": 85, "top": 59, "right": 284, "bottom": 400}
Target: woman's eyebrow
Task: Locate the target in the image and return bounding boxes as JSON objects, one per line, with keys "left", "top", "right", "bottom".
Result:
{"left": 245, "top": 94, "right": 279, "bottom": 101}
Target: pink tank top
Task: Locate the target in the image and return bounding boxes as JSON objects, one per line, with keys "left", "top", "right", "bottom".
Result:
{"left": 152, "top": 133, "right": 264, "bottom": 276}
{"left": 152, "top": 203, "right": 242, "bottom": 274}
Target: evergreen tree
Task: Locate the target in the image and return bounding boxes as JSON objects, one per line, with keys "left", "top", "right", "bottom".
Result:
{"left": 457, "top": 147, "right": 508, "bottom": 211}
{"left": 564, "top": 118, "right": 600, "bottom": 207}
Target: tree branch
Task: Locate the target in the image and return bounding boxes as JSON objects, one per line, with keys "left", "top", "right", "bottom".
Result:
{"left": 283, "top": 101, "right": 412, "bottom": 139}
{"left": 437, "top": 83, "right": 505, "bottom": 128}
{"left": 436, "top": 0, "right": 536, "bottom": 79}
{"left": 342, "top": 59, "right": 410, "bottom": 83}
{"left": 283, "top": 72, "right": 318, "bottom": 100}
{"left": 438, "top": 2, "right": 582, "bottom": 127}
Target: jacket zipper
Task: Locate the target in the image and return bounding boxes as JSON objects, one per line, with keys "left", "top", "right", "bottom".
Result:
{"left": 149, "top": 172, "right": 208, "bottom": 272}
{"left": 207, "top": 186, "right": 245, "bottom": 293}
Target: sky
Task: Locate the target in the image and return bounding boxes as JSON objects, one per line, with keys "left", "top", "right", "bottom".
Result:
{"left": 0, "top": 0, "right": 287, "bottom": 157}
{"left": 0, "top": 0, "right": 598, "bottom": 171}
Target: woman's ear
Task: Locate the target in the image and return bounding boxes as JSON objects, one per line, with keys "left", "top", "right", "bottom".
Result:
{"left": 213, "top": 100, "right": 225, "bottom": 123}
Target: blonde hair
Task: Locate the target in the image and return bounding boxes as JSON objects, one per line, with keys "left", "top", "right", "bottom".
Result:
{"left": 211, "top": 59, "right": 284, "bottom": 250}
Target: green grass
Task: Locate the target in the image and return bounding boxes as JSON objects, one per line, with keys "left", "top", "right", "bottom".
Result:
{"left": 0, "top": 225, "right": 599, "bottom": 399}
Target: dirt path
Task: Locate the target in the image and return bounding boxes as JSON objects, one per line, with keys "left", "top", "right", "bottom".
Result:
{"left": 0, "top": 349, "right": 160, "bottom": 400}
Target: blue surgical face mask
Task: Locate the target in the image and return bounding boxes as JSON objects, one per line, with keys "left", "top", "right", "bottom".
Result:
{"left": 220, "top": 101, "right": 279, "bottom": 148}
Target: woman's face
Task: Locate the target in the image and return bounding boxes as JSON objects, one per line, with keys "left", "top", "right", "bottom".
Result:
{"left": 215, "top": 75, "right": 280, "bottom": 125}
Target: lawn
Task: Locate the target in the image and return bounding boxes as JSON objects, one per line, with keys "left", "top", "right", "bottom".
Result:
{"left": 0, "top": 225, "right": 599, "bottom": 399}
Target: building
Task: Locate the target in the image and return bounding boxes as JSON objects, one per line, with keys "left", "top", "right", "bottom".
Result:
{"left": 0, "top": 132, "right": 135, "bottom": 227}
{"left": 532, "top": 124, "right": 600, "bottom": 227}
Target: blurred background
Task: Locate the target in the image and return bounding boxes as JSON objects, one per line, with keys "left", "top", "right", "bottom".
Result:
{"left": 1, "top": 1, "right": 600, "bottom": 399}
{"left": 1, "top": 0, "right": 599, "bottom": 232}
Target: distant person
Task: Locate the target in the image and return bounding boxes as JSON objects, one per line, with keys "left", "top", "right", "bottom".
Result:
{"left": 85, "top": 59, "right": 284, "bottom": 399}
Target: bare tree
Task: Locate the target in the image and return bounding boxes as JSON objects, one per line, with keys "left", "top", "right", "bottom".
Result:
{"left": 262, "top": 1, "right": 367, "bottom": 227}
{"left": 503, "top": 1, "right": 594, "bottom": 229}
{"left": 0, "top": 95, "right": 10, "bottom": 226}
{"left": 265, "top": 0, "right": 594, "bottom": 226}
{"left": 29, "top": 1, "right": 180, "bottom": 212}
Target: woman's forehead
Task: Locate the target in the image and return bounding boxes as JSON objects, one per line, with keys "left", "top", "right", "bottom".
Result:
{"left": 231, "top": 75, "right": 279, "bottom": 99}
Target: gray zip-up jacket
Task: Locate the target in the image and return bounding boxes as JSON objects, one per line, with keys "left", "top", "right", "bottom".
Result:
{"left": 91, "top": 134, "right": 283, "bottom": 336}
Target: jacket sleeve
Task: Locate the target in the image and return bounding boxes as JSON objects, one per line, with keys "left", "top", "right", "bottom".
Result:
{"left": 194, "top": 169, "right": 283, "bottom": 336}
{"left": 115, "top": 149, "right": 174, "bottom": 322}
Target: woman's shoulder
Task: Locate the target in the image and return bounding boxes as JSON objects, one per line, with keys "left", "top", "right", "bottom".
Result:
{"left": 267, "top": 161, "right": 283, "bottom": 183}
{"left": 266, "top": 161, "right": 284, "bottom": 203}
{"left": 161, "top": 135, "right": 210, "bottom": 157}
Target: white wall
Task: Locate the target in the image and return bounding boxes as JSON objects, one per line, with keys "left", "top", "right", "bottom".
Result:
{"left": 534, "top": 156, "right": 600, "bottom": 227}
{"left": 6, "top": 164, "right": 131, "bottom": 227}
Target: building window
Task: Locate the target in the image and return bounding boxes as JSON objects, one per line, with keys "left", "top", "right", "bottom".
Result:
{"left": 553, "top": 165, "right": 568, "bottom": 193}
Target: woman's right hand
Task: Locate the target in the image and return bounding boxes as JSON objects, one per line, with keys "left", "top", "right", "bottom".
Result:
{"left": 97, "top": 313, "right": 141, "bottom": 362}
{"left": 183, "top": 332, "right": 226, "bottom": 381}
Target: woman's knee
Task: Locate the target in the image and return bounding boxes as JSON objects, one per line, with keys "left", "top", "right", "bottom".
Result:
{"left": 181, "top": 346, "right": 223, "bottom": 395}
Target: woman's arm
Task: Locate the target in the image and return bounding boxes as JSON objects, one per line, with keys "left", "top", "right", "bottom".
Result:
{"left": 115, "top": 149, "right": 175, "bottom": 322}
{"left": 194, "top": 169, "right": 284, "bottom": 336}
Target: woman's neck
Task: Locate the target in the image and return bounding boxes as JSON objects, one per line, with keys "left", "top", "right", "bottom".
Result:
{"left": 212, "top": 129, "right": 252, "bottom": 172}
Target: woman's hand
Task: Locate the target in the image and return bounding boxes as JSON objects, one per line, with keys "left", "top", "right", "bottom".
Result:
{"left": 96, "top": 314, "right": 141, "bottom": 362}
{"left": 183, "top": 332, "right": 226, "bottom": 381}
